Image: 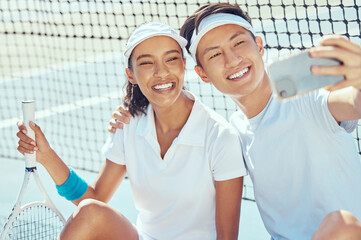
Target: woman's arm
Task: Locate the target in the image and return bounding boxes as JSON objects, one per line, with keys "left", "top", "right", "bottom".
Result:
{"left": 16, "top": 121, "right": 126, "bottom": 205}
{"left": 78, "top": 159, "right": 126, "bottom": 205}
{"left": 215, "top": 177, "right": 244, "bottom": 240}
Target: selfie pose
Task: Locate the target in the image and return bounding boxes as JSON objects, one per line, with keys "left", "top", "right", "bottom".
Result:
{"left": 110, "top": 3, "right": 361, "bottom": 240}
{"left": 16, "top": 22, "right": 246, "bottom": 240}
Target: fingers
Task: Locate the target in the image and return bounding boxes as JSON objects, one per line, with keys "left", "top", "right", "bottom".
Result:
{"left": 29, "top": 121, "right": 46, "bottom": 140}
{"left": 115, "top": 105, "right": 132, "bottom": 118}
{"left": 16, "top": 121, "right": 36, "bottom": 155}
{"left": 108, "top": 105, "right": 131, "bottom": 133}
{"left": 325, "top": 79, "right": 361, "bottom": 92}
{"left": 17, "top": 121, "right": 34, "bottom": 142}
{"left": 108, "top": 126, "right": 116, "bottom": 134}
{"left": 17, "top": 120, "right": 43, "bottom": 138}
{"left": 108, "top": 119, "right": 124, "bottom": 133}
{"left": 17, "top": 120, "right": 27, "bottom": 134}
{"left": 16, "top": 121, "right": 50, "bottom": 156}
{"left": 17, "top": 141, "right": 38, "bottom": 155}
{"left": 112, "top": 111, "right": 130, "bottom": 124}
{"left": 319, "top": 35, "right": 361, "bottom": 54}
{"left": 309, "top": 35, "right": 361, "bottom": 90}
{"left": 310, "top": 45, "right": 361, "bottom": 66}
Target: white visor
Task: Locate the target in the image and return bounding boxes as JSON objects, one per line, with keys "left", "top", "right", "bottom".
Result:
{"left": 124, "top": 22, "right": 187, "bottom": 67}
{"left": 189, "top": 13, "right": 255, "bottom": 62}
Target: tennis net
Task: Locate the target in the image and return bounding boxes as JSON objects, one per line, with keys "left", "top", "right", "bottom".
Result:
{"left": 1, "top": 0, "right": 360, "bottom": 201}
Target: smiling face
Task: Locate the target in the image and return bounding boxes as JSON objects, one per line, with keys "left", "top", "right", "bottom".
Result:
{"left": 194, "top": 24, "right": 268, "bottom": 99}
{"left": 126, "top": 36, "right": 186, "bottom": 109}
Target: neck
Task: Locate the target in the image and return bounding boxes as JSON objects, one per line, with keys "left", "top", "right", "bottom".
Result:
{"left": 152, "top": 92, "right": 194, "bottom": 133}
{"left": 231, "top": 73, "right": 273, "bottom": 119}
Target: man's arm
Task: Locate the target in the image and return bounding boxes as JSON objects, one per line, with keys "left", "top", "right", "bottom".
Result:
{"left": 310, "top": 35, "right": 361, "bottom": 122}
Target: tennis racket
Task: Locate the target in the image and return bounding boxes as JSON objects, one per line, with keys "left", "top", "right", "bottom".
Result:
{"left": 0, "top": 100, "right": 66, "bottom": 240}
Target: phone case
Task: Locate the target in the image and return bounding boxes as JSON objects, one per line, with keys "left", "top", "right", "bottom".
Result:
{"left": 267, "top": 50, "right": 343, "bottom": 99}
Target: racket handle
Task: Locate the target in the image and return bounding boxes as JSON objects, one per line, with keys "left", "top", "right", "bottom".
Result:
{"left": 22, "top": 100, "right": 36, "bottom": 168}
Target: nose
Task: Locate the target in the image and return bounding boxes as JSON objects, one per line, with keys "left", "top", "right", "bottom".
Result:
{"left": 224, "top": 48, "right": 242, "bottom": 68}
{"left": 153, "top": 62, "right": 169, "bottom": 78}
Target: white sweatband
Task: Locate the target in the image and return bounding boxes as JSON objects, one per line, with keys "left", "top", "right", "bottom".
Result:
{"left": 189, "top": 13, "right": 255, "bottom": 62}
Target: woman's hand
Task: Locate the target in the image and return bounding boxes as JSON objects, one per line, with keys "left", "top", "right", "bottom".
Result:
{"left": 16, "top": 121, "right": 52, "bottom": 164}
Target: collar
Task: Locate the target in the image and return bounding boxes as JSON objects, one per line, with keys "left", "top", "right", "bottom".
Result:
{"left": 136, "top": 91, "right": 206, "bottom": 147}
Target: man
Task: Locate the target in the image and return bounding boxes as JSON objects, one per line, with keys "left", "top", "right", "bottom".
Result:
{"left": 109, "top": 3, "right": 361, "bottom": 240}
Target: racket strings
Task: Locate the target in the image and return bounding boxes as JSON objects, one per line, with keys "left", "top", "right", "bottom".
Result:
{"left": 5, "top": 205, "right": 64, "bottom": 240}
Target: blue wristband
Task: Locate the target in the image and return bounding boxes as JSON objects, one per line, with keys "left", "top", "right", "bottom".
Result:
{"left": 56, "top": 167, "right": 88, "bottom": 201}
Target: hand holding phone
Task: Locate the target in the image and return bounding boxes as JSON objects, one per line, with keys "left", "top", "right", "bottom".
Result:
{"left": 267, "top": 50, "right": 343, "bottom": 99}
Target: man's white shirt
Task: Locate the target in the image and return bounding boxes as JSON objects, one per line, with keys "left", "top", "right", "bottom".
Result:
{"left": 230, "top": 89, "right": 361, "bottom": 240}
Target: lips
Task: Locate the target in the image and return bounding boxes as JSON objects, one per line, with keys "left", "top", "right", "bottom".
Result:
{"left": 227, "top": 67, "right": 250, "bottom": 80}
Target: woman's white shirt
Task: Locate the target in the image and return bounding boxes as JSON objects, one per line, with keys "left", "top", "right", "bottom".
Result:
{"left": 102, "top": 91, "right": 246, "bottom": 240}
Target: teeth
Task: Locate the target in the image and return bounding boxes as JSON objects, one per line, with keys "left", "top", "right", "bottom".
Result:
{"left": 154, "top": 83, "right": 173, "bottom": 90}
{"left": 229, "top": 68, "right": 249, "bottom": 79}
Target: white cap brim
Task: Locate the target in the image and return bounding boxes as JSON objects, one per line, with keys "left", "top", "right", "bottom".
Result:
{"left": 124, "top": 22, "right": 187, "bottom": 67}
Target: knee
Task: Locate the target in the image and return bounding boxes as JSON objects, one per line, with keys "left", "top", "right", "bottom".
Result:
{"left": 60, "top": 199, "right": 109, "bottom": 239}
{"left": 73, "top": 199, "right": 108, "bottom": 225}
{"left": 312, "top": 210, "right": 361, "bottom": 240}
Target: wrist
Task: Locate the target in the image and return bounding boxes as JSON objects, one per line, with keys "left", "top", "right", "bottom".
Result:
{"left": 37, "top": 147, "right": 55, "bottom": 165}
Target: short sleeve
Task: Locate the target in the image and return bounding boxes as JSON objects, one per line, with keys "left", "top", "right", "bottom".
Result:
{"left": 101, "top": 130, "right": 125, "bottom": 165}
{"left": 298, "top": 89, "right": 357, "bottom": 133}
{"left": 210, "top": 127, "right": 247, "bottom": 181}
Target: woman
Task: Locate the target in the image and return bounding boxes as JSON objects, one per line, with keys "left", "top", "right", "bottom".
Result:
{"left": 16, "top": 22, "right": 246, "bottom": 240}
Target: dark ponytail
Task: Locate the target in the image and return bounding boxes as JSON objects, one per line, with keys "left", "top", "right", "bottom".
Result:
{"left": 123, "top": 56, "right": 149, "bottom": 117}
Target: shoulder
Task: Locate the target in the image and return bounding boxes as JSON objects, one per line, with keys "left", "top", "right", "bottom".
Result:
{"left": 184, "top": 90, "right": 237, "bottom": 134}
{"left": 198, "top": 100, "right": 237, "bottom": 134}
{"left": 123, "top": 104, "right": 152, "bottom": 133}
{"left": 193, "top": 102, "right": 241, "bottom": 152}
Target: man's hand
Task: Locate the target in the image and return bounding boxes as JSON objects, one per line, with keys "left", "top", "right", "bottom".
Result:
{"left": 310, "top": 35, "right": 361, "bottom": 91}
{"left": 108, "top": 105, "right": 132, "bottom": 133}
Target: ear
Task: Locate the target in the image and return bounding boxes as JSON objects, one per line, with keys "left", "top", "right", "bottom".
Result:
{"left": 194, "top": 65, "right": 211, "bottom": 83}
{"left": 255, "top": 36, "right": 265, "bottom": 56}
{"left": 125, "top": 68, "right": 137, "bottom": 84}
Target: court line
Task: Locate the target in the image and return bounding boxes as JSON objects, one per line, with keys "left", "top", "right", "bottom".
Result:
{"left": 0, "top": 89, "right": 123, "bottom": 129}
{"left": 0, "top": 52, "right": 123, "bottom": 84}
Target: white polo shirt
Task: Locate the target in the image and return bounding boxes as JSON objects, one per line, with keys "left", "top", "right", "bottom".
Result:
{"left": 102, "top": 91, "right": 247, "bottom": 240}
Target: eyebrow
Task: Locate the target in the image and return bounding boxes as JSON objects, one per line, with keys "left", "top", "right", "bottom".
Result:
{"left": 202, "top": 30, "right": 246, "bottom": 56}
{"left": 136, "top": 49, "right": 181, "bottom": 61}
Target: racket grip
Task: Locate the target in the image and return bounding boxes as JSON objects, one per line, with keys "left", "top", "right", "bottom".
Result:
{"left": 22, "top": 100, "right": 36, "bottom": 168}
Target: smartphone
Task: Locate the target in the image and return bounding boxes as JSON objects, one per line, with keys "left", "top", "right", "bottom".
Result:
{"left": 267, "top": 50, "right": 343, "bottom": 99}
